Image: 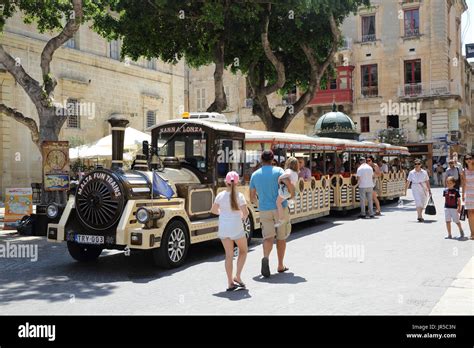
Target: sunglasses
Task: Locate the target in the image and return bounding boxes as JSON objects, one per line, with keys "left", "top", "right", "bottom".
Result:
{"left": 466, "top": 158, "right": 473, "bottom": 161}
{"left": 415, "top": 163, "right": 421, "bottom": 166}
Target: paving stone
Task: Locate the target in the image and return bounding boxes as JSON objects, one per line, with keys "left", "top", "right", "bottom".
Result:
{"left": 0, "top": 187, "right": 472, "bottom": 314}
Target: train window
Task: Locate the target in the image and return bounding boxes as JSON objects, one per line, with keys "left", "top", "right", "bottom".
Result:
{"left": 175, "top": 141, "right": 185, "bottom": 159}
{"left": 216, "top": 139, "right": 244, "bottom": 179}
{"left": 158, "top": 133, "right": 208, "bottom": 173}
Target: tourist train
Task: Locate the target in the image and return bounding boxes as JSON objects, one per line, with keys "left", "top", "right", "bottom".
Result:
{"left": 46, "top": 112, "right": 409, "bottom": 268}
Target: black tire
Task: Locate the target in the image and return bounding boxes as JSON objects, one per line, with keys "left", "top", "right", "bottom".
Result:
{"left": 243, "top": 214, "right": 254, "bottom": 245}
{"left": 233, "top": 215, "right": 254, "bottom": 256}
{"left": 67, "top": 241, "right": 102, "bottom": 262}
{"left": 153, "top": 220, "right": 190, "bottom": 269}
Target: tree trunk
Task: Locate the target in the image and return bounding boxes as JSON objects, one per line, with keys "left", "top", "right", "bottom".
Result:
{"left": 252, "top": 97, "right": 285, "bottom": 132}
{"left": 245, "top": 13, "right": 340, "bottom": 133}
{"left": 266, "top": 118, "right": 286, "bottom": 133}
{"left": 206, "top": 39, "right": 227, "bottom": 112}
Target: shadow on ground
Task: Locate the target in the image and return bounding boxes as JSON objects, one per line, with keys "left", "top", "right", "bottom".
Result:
{"left": 212, "top": 288, "right": 252, "bottom": 301}
{"left": 0, "top": 198, "right": 403, "bottom": 305}
{"left": 252, "top": 272, "right": 307, "bottom": 284}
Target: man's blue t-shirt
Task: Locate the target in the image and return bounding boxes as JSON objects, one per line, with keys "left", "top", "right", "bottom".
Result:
{"left": 250, "top": 165, "right": 288, "bottom": 211}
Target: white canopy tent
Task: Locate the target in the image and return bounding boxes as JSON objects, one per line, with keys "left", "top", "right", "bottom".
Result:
{"left": 69, "top": 127, "right": 151, "bottom": 160}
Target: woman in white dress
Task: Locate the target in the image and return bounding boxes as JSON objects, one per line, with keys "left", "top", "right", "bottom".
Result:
{"left": 461, "top": 154, "right": 474, "bottom": 240}
{"left": 405, "top": 159, "right": 432, "bottom": 222}
{"left": 211, "top": 171, "right": 249, "bottom": 291}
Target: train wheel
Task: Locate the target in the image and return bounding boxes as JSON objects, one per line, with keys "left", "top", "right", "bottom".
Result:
{"left": 233, "top": 215, "right": 254, "bottom": 257}
{"left": 67, "top": 241, "right": 102, "bottom": 262}
{"left": 153, "top": 220, "right": 189, "bottom": 269}
{"left": 243, "top": 214, "right": 254, "bottom": 246}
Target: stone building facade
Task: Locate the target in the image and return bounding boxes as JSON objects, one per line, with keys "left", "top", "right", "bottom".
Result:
{"left": 460, "top": 62, "right": 474, "bottom": 151}
{"left": 0, "top": 13, "right": 184, "bottom": 199}
{"left": 306, "top": 0, "right": 471, "bottom": 162}
{"left": 311, "top": 0, "right": 470, "bottom": 161}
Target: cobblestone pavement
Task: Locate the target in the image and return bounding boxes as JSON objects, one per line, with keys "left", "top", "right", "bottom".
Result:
{"left": 0, "top": 188, "right": 472, "bottom": 315}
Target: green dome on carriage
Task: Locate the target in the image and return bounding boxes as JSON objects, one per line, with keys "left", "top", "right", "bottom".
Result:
{"left": 314, "top": 103, "right": 359, "bottom": 140}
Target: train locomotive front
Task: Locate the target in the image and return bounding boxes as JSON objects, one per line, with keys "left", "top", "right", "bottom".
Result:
{"left": 47, "top": 114, "right": 251, "bottom": 268}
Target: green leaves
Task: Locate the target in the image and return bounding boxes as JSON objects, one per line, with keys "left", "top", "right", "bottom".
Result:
{"left": 0, "top": 0, "right": 107, "bottom": 33}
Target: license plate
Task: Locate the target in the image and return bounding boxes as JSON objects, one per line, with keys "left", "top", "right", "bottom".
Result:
{"left": 74, "top": 234, "right": 104, "bottom": 245}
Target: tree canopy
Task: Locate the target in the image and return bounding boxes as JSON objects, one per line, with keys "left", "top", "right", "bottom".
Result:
{"left": 96, "top": 0, "right": 370, "bottom": 131}
{"left": 0, "top": 0, "right": 108, "bottom": 147}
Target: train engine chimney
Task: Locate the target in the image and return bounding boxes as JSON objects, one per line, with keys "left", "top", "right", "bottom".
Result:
{"left": 108, "top": 114, "right": 130, "bottom": 170}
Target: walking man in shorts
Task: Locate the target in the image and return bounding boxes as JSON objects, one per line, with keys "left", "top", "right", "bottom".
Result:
{"left": 250, "top": 150, "right": 292, "bottom": 277}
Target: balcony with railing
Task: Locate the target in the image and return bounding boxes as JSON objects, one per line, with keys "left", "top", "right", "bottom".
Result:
{"left": 361, "top": 86, "right": 378, "bottom": 98}
{"left": 309, "top": 66, "right": 354, "bottom": 106}
{"left": 404, "top": 27, "right": 420, "bottom": 38}
{"left": 397, "top": 81, "right": 461, "bottom": 98}
{"left": 361, "top": 34, "right": 376, "bottom": 43}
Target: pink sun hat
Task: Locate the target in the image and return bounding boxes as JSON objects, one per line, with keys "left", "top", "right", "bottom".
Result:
{"left": 225, "top": 171, "right": 240, "bottom": 184}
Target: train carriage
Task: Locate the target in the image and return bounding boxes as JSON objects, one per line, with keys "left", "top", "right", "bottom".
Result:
{"left": 322, "top": 139, "right": 382, "bottom": 211}
{"left": 47, "top": 113, "right": 342, "bottom": 268}
{"left": 377, "top": 143, "right": 409, "bottom": 200}
{"left": 245, "top": 131, "right": 341, "bottom": 222}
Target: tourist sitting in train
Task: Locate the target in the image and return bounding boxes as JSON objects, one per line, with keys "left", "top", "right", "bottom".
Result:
{"left": 335, "top": 155, "right": 343, "bottom": 172}
{"left": 298, "top": 157, "right": 312, "bottom": 181}
{"left": 391, "top": 158, "right": 400, "bottom": 172}
{"left": 335, "top": 156, "right": 346, "bottom": 175}
{"left": 311, "top": 162, "right": 323, "bottom": 179}
{"left": 319, "top": 159, "right": 325, "bottom": 172}
{"left": 343, "top": 160, "right": 351, "bottom": 173}
{"left": 339, "top": 160, "right": 351, "bottom": 177}
{"left": 326, "top": 159, "right": 335, "bottom": 175}
{"left": 380, "top": 160, "right": 389, "bottom": 173}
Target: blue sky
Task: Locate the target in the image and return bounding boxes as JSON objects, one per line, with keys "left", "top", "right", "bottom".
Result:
{"left": 462, "top": 0, "right": 474, "bottom": 61}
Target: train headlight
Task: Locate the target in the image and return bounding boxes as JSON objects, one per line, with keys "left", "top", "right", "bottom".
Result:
{"left": 136, "top": 207, "right": 165, "bottom": 224}
{"left": 136, "top": 208, "right": 150, "bottom": 224}
{"left": 46, "top": 203, "right": 59, "bottom": 219}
